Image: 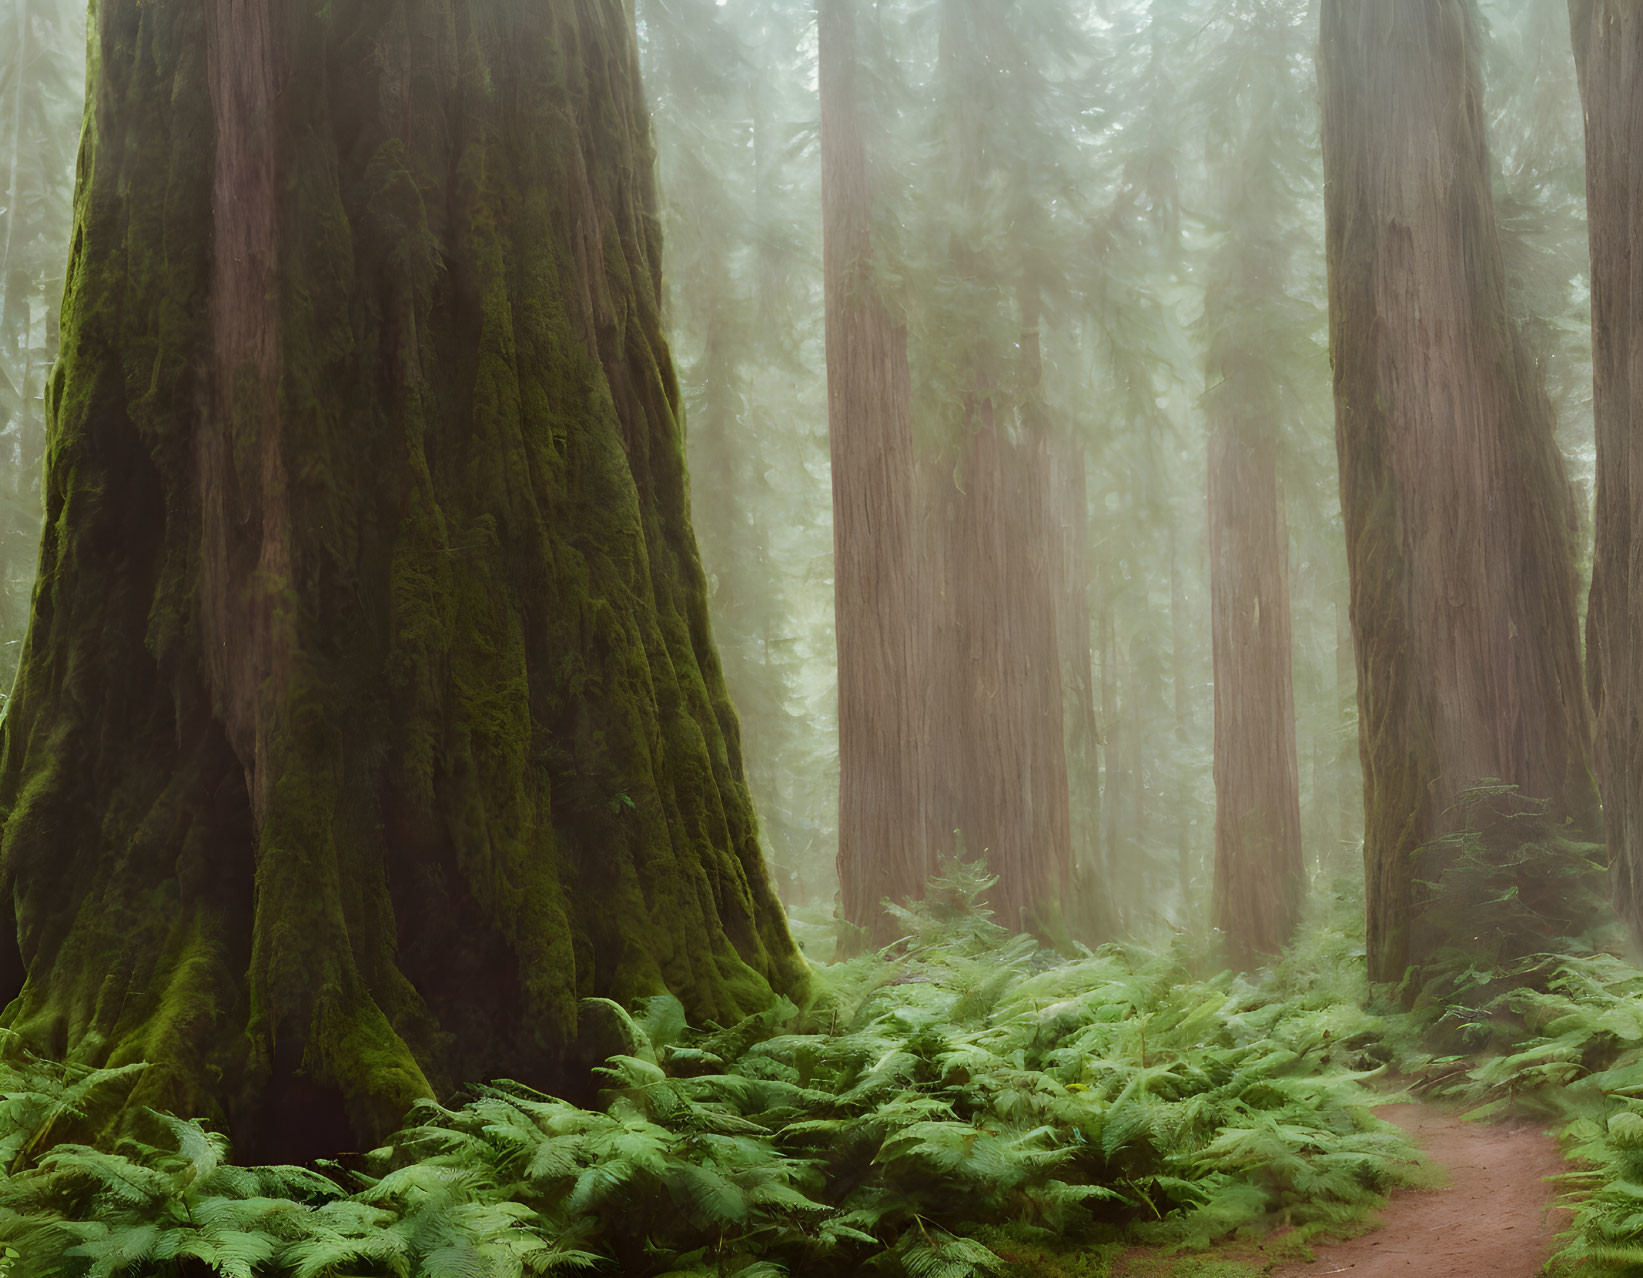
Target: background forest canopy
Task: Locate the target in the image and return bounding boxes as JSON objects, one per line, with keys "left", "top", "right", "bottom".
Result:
{"left": 639, "top": 0, "right": 1594, "bottom": 944}
{"left": 0, "top": 0, "right": 1601, "bottom": 945}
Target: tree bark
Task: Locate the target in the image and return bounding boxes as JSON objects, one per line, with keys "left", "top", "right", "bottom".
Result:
{"left": 0, "top": 0, "right": 30, "bottom": 295}
{"left": 1052, "top": 430, "right": 1111, "bottom": 937}
{"left": 0, "top": 0, "right": 804, "bottom": 1159}
{"left": 1568, "top": 0, "right": 1643, "bottom": 940}
{"left": 1203, "top": 7, "right": 1306, "bottom": 966}
{"left": 819, "top": 0, "right": 931, "bottom": 943}
{"left": 921, "top": 400, "right": 1073, "bottom": 935}
{"left": 1335, "top": 595, "right": 1358, "bottom": 862}
{"left": 1321, "top": 0, "right": 1597, "bottom": 983}
{"left": 1208, "top": 425, "right": 1304, "bottom": 965}
{"left": 1099, "top": 602, "right": 1120, "bottom": 900}
{"left": 1169, "top": 525, "right": 1192, "bottom": 739}
{"left": 911, "top": 0, "right": 1074, "bottom": 936}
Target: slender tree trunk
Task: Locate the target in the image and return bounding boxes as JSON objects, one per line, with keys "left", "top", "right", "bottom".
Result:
{"left": 1321, "top": 0, "right": 1596, "bottom": 983}
{"left": 0, "top": 0, "right": 804, "bottom": 1159}
{"left": 7, "top": 303, "right": 32, "bottom": 661}
{"left": 1335, "top": 595, "right": 1357, "bottom": 862}
{"left": 1308, "top": 720, "right": 1332, "bottom": 879}
{"left": 1011, "top": 290, "right": 1080, "bottom": 933}
{"left": 0, "top": 0, "right": 29, "bottom": 295}
{"left": 1169, "top": 528, "right": 1197, "bottom": 918}
{"left": 688, "top": 305, "right": 758, "bottom": 779}
{"left": 1054, "top": 439, "right": 1101, "bottom": 868}
{"left": 1567, "top": 1, "right": 1643, "bottom": 939}
{"left": 1130, "top": 696, "right": 1148, "bottom": 862}
{"left": 1053, "top": 430, "right": 1111, "bottom": 938}
{"left": 1203, "top": 14, "right": 1306, "bottom": 965}
{"left": 1207, "top": 424, "right": 1304, "bottom": 965}
{"left": 1169, "top": 525, "right": 1191, "bottom": 738}
{"left": 1099, "top": 605, "right": 1120, "bottom": 896}
{"left": 819, "top": 0, "right": 930, "bottom": 943}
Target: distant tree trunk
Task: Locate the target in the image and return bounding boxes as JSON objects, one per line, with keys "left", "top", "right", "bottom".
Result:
{"left": 0, "top": 0, "right": 26, "bottom": 294}
{"left": 685, "top": 303, "right": 767, "bottom": 817}
{"left": 1053, "top": 431, "right": 1110, "bottom": 932}
{"left": 1169, "top": 525, "right": 1192, "bottom": 738}
{"left": 922, "top": 400, "right": 1073, "bottom": 933}
{"left": 1335, "top": 596, "right": 1358, "bottom": 861}
{"left": 1167, "top": 523, "right": 1197, "bottom": 919}
{"left": 1321, "top": 0, "right": 1596, "bottom": 983}
{"left": 1207, "top": 425, "right": 1304, "bottom": 965}
{"left": 1203, "top": 11, "right": 1306, "bottom": 965}
{"left": 911, "top": 0, "right": 1075, "bottom": 936}
{"left": 0, "top": 0, "right": 73, "bottom": 679}
{"left": 819, "top": 0, "right": 931, "bottom": 943}
{"left": 1099, "top": 605, "right": 1121, "bottom": 896}
{"left": 0, "top": 0, "right": 804, "bottom": 1159}
{"left": 1018, "top": 297, "right": 1101, "bottom": 937}
{"left": 1568, "top": 1, "right": 1643, "bottom": 940}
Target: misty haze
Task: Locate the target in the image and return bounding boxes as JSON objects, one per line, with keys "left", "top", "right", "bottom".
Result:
{"left": 0, "top": 2, "right": 1634, "bottom": 1276}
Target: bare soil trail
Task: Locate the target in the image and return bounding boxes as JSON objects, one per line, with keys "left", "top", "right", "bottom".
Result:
{"left": 1271, "top": 1103, "right": 1567, "bottom": 1278}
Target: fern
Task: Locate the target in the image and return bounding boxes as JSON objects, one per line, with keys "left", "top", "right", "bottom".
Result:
{"left": 0, "top": 865, "right": 1444, "bottom": 1278}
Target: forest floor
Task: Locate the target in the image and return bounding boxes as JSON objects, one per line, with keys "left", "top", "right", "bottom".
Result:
{"left": 1265, "top": 1103, "right": 1567, "bottom": 1277}
{"left": 1007, "top": 1100, "right": 1573, "bottom": 1278}
{"left": 1113, "top": 1102, "right": 1570, "bottom": 1278}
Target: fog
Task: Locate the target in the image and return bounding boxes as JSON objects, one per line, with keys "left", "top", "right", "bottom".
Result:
{"left": 0, "top": 0, "right": 1608, "bottom": 954}
{"left": 3, "top": 2, "right": 1643, "bottom": 1273}
{"left": 630, "top": 0, "right": 1591, "bottom": 958}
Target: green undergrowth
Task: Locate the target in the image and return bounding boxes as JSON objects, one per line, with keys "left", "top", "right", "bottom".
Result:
{"left": 1388, "top": 947, "right": 1643, "bottom": 1278}
{"left": 0, "top": 864, "right": 1429, "bottom": 1278}
{"left": 14, "top": 792, "right": 1643, "bottom": 1276}
{"left": 1369, "top": 787, "right": 1643, "bottom": 1276}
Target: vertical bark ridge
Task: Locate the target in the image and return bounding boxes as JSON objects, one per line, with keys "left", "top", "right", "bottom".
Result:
{"left": 1569, "top": 0, "right": 1643, "bottom": 938}
{"left": 1204, "top": 8, "right": 1306, "bottom": 967}
{"left": 202, "top": 0, "right": 285, "bottom": 781}
{"left": 1208, "top": 426, "right": 1304, "bottom": 965}
{"left": 0, "top": 0, "right": 804, "bottom": 1156}
{"left": 1322, "top": 0, "right": 1596, "bottom": 982}
{"left": 911, "top": 0, "right": 1074, "bottom": 937}
{"left": 1053, "top": 431, "right": 1109, "bottom": 931}
{"left": 921, "top": 386, "right": 1073, "bottom": 935}
{"left": 819, "top": 0, "right": 932, "bottom": 943}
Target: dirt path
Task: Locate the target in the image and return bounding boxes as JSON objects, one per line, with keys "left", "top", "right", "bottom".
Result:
{"left": 1271, "top": 1103, "right": 1567, "bottom": 1278}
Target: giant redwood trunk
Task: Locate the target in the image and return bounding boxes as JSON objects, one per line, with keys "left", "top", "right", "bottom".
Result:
{"left": 1321, "top": 0, "right": 1596, "bottom": 983}
{"left": 1569, "top": 1, "right": 1643, "bottom": 940}
{"left": 0, "top": 0, "right": 804, "bottom": 1157}
{"left": 820, "top": 0, "right": 932, "bottom": 943}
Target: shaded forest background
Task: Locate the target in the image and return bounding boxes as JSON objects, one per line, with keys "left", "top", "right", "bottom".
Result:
{"left": 0, "top": 0, "right": 1594, "bottom": 934}
{"left": 645, "top": 0, "right": 1595, "bottom": 942}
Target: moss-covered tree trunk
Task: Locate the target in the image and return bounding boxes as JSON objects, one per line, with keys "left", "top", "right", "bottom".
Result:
{"left": 820, "top": 0, "right": 932, "bottom": 944}
{"left": 1320, "top": 0, "right": 1596, "bottom": 983}
{"left": 0, "top": 0, "right": 804, "bottom": 1159}
{"left": 1568, "top": 0, "right": 1643, "bottom": 941}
